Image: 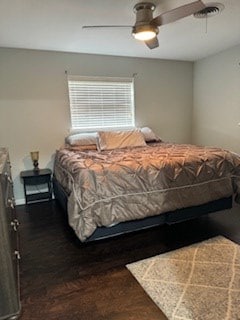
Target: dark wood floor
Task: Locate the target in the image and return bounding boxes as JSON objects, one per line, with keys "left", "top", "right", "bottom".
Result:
{"left": 16, "top": 200, "right": 240, "bottom": 320}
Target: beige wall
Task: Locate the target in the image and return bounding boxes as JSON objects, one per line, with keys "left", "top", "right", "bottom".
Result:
{"left": 192, "top": 44, "right": 240, "bottom": 152}
{"left": 0, "top": 48, "right": 193, "bottom": 203}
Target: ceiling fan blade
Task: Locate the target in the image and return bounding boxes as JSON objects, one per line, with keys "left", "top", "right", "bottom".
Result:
{"left": 151, "top": 0, "right": 205, "bottom": 26}
{"left": 145, "top": 36, "right": 159, "bottom": 49}
{"left": 82, "top": 25, "right": 132, "bottom": 29}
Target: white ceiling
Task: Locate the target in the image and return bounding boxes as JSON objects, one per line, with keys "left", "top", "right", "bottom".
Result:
{"left": 0, "top": 0, "right": 240, "bottom": 61}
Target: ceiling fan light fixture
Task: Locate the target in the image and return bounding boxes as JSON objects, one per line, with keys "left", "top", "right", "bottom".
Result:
{"left": 132, "top": 25, "right": 158, "bottom": 41}
{"left": 134, "top": 30, "right": 156, "bottom": 40}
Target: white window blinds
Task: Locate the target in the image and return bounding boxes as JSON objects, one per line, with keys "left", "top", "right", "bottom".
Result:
{"left": 68, "top": 76, "right": 135, "bottom": 131}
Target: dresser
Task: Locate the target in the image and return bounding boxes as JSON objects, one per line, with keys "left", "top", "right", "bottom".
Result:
{"left": 0, "top": 148, "right": 21, "bottom": 320}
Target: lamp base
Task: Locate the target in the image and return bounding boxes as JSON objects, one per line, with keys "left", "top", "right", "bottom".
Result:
{"left": 33, "top": 160, "right": 39, "bottom": 171}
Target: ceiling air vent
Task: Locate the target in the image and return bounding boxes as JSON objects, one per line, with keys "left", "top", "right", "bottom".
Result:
{"left": 194, "top": 2, "right": 224, "bottom": 18}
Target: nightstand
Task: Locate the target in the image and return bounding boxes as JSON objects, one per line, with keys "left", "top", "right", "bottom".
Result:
{"left": 20, "top": 168, "right": 52, "bottom": 204}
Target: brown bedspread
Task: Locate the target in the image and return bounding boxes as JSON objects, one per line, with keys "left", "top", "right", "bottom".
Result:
{"left": 54, "top": 143, "right": 240, "bottom": 241}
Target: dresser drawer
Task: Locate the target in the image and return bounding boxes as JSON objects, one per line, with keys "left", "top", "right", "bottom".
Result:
{"left": 0, "top": 148, "right": 21, "bottom": 319}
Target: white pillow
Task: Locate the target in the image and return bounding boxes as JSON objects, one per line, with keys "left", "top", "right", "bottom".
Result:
{"left": 65, "top": 132, "right": 97, "bottom": 146}
{"left": 97, "top": 130, "right": 147, "bottom": 151}
{"left": 140, "top": 127, "right": 161, "bottom": 142}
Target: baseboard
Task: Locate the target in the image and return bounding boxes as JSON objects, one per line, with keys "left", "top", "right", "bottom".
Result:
{"left": 15, "top": 198, "right": 25, "bottom": 205}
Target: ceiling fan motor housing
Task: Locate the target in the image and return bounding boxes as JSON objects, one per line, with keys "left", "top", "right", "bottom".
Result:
{"left": 134, "top": 2, "right": 155, "bottom": 24}
{"left": 133, "top": 2, "right": 159, "bottom": 35}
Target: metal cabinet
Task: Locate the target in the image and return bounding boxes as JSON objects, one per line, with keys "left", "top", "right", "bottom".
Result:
{"left": 0, "top": 148, "right": 21, "bottom": 320}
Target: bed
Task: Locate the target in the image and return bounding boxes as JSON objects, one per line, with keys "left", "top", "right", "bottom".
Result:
{"left": 53, "top": 128, "right": 240, "bottom": 242}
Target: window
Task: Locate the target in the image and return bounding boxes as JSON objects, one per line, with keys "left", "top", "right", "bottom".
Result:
{"left": 68, "top": 76, "right": 135, "bottom": 131}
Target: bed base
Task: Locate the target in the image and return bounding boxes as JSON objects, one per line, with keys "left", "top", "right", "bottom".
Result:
{"left": 53, "top": 176, "right": 233, "bottom": 242}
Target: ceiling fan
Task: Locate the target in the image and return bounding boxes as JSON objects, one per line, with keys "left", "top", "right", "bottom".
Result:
{"left": 82, "top": 0, "right": 206, "bottom": 49}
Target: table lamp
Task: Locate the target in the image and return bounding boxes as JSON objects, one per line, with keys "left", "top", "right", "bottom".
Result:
{"left": 30, "top": 151, "right": 39, "bottom": 171}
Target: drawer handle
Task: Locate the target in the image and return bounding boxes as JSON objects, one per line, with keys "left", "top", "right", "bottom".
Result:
{"left": 11, "top": 219, "right": 20, "bottom": 231}
{"left": 14, "top": 219, "right": 19, "bottom": 226}
{"left": 8, "top": 198, "right": 15, "bottom": 209}
{"left": 11, "top": 221, "right": 17, "bottom": 231}
{"left": 14, "top": 250, "right": 21, "bottom": 260}
{"left": 5, "top": 172, "right": 13, "bottom": 184}
{"left": 8, "top": 176, "right": 13, "bottom": 184}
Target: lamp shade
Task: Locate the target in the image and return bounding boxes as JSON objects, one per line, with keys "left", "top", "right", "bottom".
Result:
{"left": 30, "top": 151, "right": 39, "bottom": 171}
{"left": 30, "top": 151, "right": 39, "bottom": 162}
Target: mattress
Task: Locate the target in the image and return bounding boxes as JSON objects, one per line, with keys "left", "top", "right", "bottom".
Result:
{"left": 54, "top": 142, "right": 240, "bottom": 241}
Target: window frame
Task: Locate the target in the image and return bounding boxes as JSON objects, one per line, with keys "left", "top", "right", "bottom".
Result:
{"left": 67, "top": 75, "right": 135, "bottom": 132}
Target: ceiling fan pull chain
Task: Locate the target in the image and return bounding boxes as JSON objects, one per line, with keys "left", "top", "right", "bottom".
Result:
{"left": 205, "top": 15, "right": 208, "bottom": 34}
